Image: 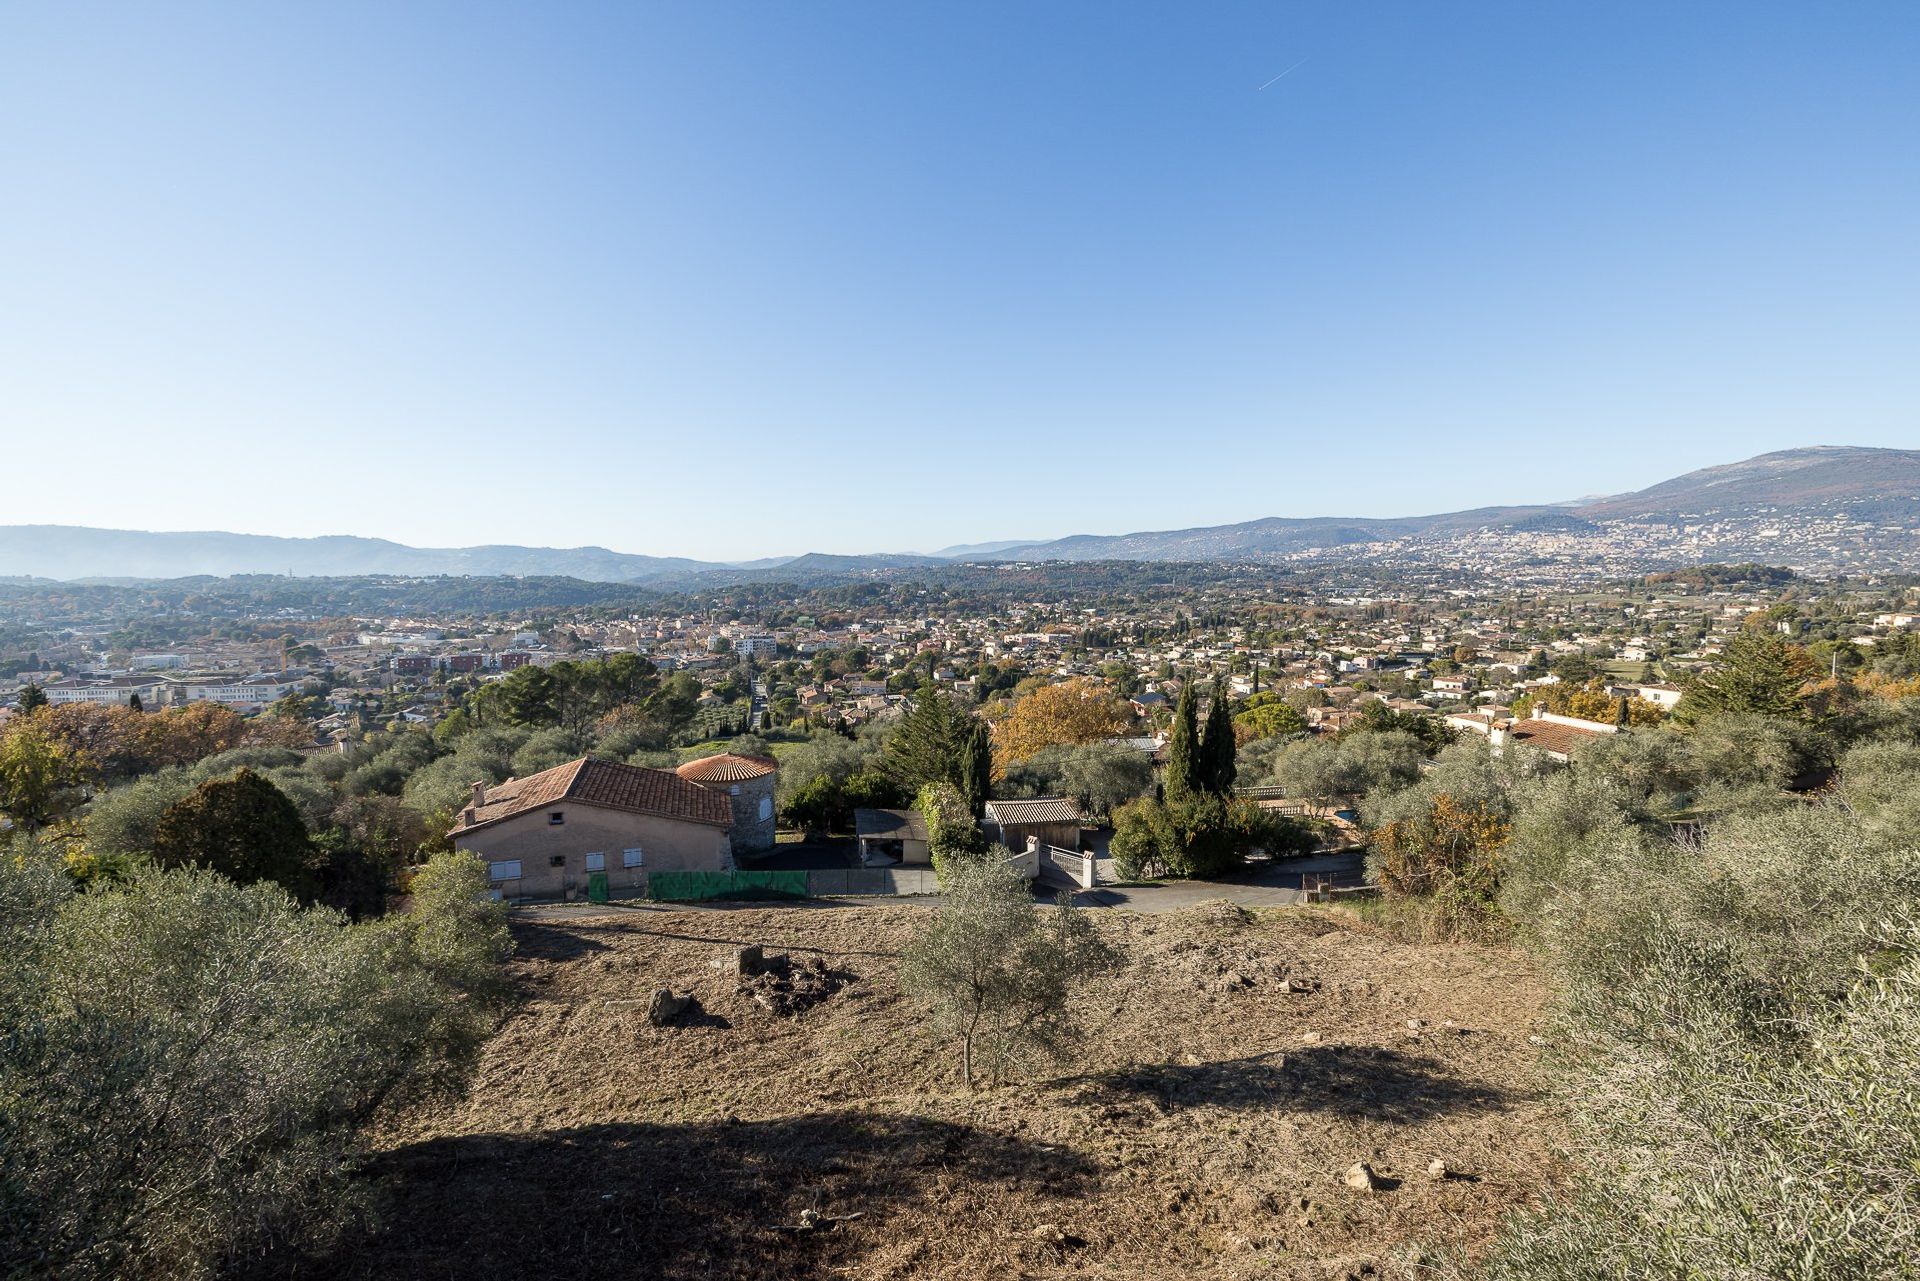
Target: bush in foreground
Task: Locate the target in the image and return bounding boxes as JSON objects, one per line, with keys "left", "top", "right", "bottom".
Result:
{"left": 0, "top": 847, "right": 512, "bottom": 1280}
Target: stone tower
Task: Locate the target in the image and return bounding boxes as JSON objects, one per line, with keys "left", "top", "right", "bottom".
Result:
{"left": 675, "top": 753, "right": 778, "bottom": 856}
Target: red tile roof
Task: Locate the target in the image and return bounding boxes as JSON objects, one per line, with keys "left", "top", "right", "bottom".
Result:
{"left": 675, "top": 753, "right": 778, "bottom": 783}
{"left": 450, "top": 757, "right": 733, "bottom": 836}
{"left": 1507, "top": 719, "right": 1607, "bottom": 760}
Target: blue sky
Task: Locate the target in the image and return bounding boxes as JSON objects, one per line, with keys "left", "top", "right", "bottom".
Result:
{"left": 2, "top": 3, "right": 1916, "bottom": 561}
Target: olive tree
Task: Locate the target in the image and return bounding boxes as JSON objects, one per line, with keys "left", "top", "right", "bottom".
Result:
{"left": 0, "top": 847, "right": 511, "bottom": 1280}
{"left": 899, "top": 856, "right": 1120, "bottom": 1088}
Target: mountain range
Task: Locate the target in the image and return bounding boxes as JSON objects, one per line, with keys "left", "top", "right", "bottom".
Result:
{"left": 4, "top": 447, "right": 1917, "bottom": 584}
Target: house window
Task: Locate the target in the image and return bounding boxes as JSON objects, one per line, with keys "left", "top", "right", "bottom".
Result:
{"left": 729, "top": 784, "right": 741, "bottom": 796}
{"left": 584, "top": 852, "right": 605, "bottom": 872}
{"left": 622, "top": 847, "right": 644, "bottom": 868}
{"left": 488, "top": 860, "right": 522, "bottom": 882}
{"left": 548, "top": 811, "right": 565, "bottom": 825}
{"left": 758, "top": 796, "right": 773, "bottom": 822}
{"left": 549, "top": 855, "right": 566, "bottom": 868}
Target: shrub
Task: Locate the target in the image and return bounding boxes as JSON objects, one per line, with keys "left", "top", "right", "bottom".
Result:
{"left": 0, "top": 848, "right": 511, "bottom": 1279}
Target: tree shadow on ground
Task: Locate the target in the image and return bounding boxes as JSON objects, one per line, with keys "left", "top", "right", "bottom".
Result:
{"left": 1064, "top": 1044, "right": 1516, "bottom": 1121}
{"left": 533, "top": 914, "right": 904, "bottom": 961}
{"left": 510, "top": 918, "right": 614, "bottom": 963}
{"left": 259, "top": 1111, "right": 1095, "bottom": 1281}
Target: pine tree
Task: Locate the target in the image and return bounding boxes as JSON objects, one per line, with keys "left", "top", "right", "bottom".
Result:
{"left": 1164, "top": 679, "right": 1202, "bottom": 803}
{"left": 1678, "top": 630, "right": 1819, "bottom": 723}
{"left": 884, "top": 681, "right": 969, "bottom": 794}
{"left": 17, "top": 683, "right": 46, "bottom": 713}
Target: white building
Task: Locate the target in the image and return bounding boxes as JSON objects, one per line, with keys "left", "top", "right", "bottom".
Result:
{"left": 166, "top": 674, "right": 300, "bottom": 711}
{"left": 737, "top": 634, "right": 779, "bottom": 660}
{"left": 41, "top": 676, "right": 170, "bottom": 707}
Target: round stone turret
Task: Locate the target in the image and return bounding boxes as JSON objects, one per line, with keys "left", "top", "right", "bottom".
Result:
{"left": 675, "top": 753, "right": 778, "bottom": 855}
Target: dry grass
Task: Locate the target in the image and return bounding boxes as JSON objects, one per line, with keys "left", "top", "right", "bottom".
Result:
{"left": 279, "top": 900, "right": 1560, "bottom": 1281}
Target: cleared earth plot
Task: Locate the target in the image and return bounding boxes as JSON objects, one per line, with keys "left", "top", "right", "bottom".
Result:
{"left": 314, "top": 902, "right": 1558, "bottom": 1281}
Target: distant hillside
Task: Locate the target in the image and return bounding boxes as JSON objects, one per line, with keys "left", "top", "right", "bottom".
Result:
{"left": 976, "top": 447, "right": 1920, "bottom": 569}
{"left": 0, "top": 527, "right": 967, "bottom": 587}
{"left": 1576, "top": 446, "right": 1920, "bottom": 519}
{"left": 7, "top": 448, "right": 1918, "bottom": 583}
{"left": 929, "top": 539, "right": 1044, "bottom": 558}
{"left": 0, "top": 526, "right": 723, "bottom": 584}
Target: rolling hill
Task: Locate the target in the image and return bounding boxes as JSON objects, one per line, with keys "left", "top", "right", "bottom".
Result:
{"left": 4, "top": 448, "right": 1916, "bottom": 583}
{"left": 977, "top": 447, "right": 1920, "bottom": 563}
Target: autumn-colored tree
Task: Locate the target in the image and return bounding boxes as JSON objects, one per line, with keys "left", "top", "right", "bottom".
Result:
{"left": 1514, "top": 679, "right": 1666, "bottom": 727}
{"left": 143, "top": 702, "right": 248, "bottom": 768}
{"left": 0, "top": 718, "right": 89, "bottom": 838}
{"left": 1372, "top": 792, "right": 1510, "bottom": 905}
{"left": 247, "top": 714, "right": 319, "bottom": 750}
{"left": 33, "top": 704, "right": 148, "bottom": 782}
{"left": 992, "top": 677, "right": 1131, "bottom": 768}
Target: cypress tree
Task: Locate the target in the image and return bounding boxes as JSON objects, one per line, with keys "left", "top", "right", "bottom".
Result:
{"left": 958, "top": 718, "right": 992, "bottom": 817}
{"left": 1164, "top": 679, "right": 1202, "bottom": 803}
{"left": 1201, "top": 676, "right": 1237, "bottom": 796}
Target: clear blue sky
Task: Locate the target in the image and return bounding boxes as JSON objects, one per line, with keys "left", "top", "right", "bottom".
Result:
{"left": 3, "top": 3, "right": 1916, "bottom": 561}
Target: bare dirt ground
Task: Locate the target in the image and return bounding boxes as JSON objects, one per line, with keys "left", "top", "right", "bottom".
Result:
{"left": 300, "top": 901, "right": 1558, "bottom": 1281}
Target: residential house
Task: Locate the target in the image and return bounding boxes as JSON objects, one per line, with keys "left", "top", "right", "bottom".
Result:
{"left": 450, "top": 757, "right": 735, "bottom": 901}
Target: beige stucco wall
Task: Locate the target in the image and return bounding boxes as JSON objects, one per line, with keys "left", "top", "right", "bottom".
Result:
{"left": 455, "top": 801, "right": 733, "bottom": 900}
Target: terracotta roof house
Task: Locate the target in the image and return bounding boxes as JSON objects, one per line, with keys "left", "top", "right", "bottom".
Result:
{"left": 674, "top": 753, "right": 777, "bottom": 784}
{"left": 1493, "top": 709, "right": 1619, "bottom": 763}
{"left": 450, "top": 757, "right": 735, "bottom": 901}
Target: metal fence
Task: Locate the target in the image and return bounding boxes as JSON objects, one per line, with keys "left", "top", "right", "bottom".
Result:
{"left": 804, "top": 867, "right": 942, "bottom": 897}
{"left": 1040, "top": 843, "right": 1095, "bottom": 889}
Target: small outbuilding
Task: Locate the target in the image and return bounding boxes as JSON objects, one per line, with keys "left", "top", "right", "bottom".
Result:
{"left": 855, "top": 807, "right": 931, "bottom": 866}
{"left": 984, "top": 797, "right": 1083, "bottom": 853}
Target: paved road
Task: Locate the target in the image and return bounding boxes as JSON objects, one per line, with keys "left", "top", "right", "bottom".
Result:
{"left": 519, "top": 851, "right": 1367, "bottom": 921}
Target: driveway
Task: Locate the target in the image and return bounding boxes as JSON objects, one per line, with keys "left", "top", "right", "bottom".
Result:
{"left": 518, "top": 851, "right": 1368, "bottom": 920}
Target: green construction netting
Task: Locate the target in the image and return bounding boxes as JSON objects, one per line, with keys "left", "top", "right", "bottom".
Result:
{"left": 647, "top": 870, "right": 811, "bottom": 902}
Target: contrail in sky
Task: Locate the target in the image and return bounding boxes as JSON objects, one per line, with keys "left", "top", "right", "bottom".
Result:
{"left": 1257, "top": 57, "right": 1309, "bottom": 90}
